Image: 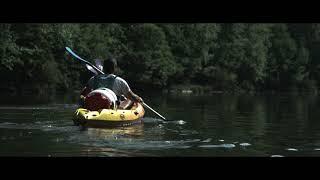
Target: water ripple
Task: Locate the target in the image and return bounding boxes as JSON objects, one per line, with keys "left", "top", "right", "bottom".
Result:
{"left": 286, "top": 148, "right": 298, "bottom": 151}
{"left": 271, "top": 155, "right": 284, "bottom": 157}
{"left": 239, "top": 143, "right": 251, "bottom": 147}
{"left": 199, "top": 144, "right": 236, "bottom": 149}
{"left": 201, "top": 138, "right": 212, "bottom": 143}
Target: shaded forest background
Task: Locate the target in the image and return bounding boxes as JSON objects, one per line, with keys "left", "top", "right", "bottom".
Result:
{"left": 1, "top": 23, "right": 320, "bottom": 95}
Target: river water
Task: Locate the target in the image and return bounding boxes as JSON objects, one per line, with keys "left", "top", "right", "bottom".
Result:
{"left": 1, "top": 93, "right": 320, "bottom": 157}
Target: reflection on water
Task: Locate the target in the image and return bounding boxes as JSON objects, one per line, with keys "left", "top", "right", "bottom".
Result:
{"left": 86, "top": 125, "right": 145, "bottom": 139}
{"left": 1, "top": 93, "right": 320, "bottom": 156}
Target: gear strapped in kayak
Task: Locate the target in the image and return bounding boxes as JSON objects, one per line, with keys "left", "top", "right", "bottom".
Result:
{"left": 84, "top": 88, "right": 117, "bottom": 111}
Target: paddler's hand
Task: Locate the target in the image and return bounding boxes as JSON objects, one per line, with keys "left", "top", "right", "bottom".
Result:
{"left": 137, "top": 97, "right": 144, "bottom": 103}
{"left": 127, "top": 91, "right": 143, "bottom": 103}
{"left": 80, "top": 95, "right": 86, "bottom": 100}
{"left": 133, "top": 94, "right": 143, "bottom": 103}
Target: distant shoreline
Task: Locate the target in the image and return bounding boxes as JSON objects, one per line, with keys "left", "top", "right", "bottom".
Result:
{"left": 1, "top": 84, "right": 318, "bottom": 97}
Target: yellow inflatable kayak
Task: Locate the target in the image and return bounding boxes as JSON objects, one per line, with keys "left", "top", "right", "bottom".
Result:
{"left": 74, "top": 102, "right": 145, "bottom": 128}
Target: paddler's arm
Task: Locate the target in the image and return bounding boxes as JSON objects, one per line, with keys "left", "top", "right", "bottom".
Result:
{"left": 116, "top": 77, "right": 143, "bottom": 103}
{"left": 125, "top": 90, "right": 144, "bottom": 103}
{"left": 78, "top": 76, "right": 95, "bottom": 107}
{"left": 79, "top": 86, "right": 91, "bottom": 107}
{"left": 80, "top": 76, "right": 95, "bottom": 99}
{"left": 80, "top": 86, "right": 92, "bottom": 99}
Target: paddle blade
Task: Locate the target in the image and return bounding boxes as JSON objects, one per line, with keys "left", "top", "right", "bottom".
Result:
{"left": 65, "top": 47, "right": 88, "bottom": 64}
{"left": 65, "top": 46, "right": 105, "bottom": 75}
{"left": 95, "top": 59, "right": 103, "bottom": 71}
{"left": 86, "top": 64, "right": 98, "bottom": 75}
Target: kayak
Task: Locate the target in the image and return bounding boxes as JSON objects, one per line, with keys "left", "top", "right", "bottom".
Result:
{"left": 73, "top": 102, "right": 145, "bottom": 128}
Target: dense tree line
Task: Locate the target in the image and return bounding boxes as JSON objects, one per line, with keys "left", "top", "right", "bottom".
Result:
{"left": 1, "top": 23, "right": 320, "bottom": 95}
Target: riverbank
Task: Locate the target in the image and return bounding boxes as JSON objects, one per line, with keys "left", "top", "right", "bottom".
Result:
{"left": 165, "top": 84, "right": 319, "bottom": 96}
{"left": 1, "top": 83, "right": 319, "bottom": 98}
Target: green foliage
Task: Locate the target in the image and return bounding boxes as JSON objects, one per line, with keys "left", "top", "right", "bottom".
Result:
{"left": 0, "top": 24, "right": 21, "bottom": 70}
{"left": 267, "top": 24, "right": 299, "bottom": 90}
{"left": 121, "top": 24, "right": 177, "bottom": 87}
{"left": 1, "top": 23, "right": 320, "bottom": 94}
{"left": 214, "top": 24, "right": 272, "bottom": 91}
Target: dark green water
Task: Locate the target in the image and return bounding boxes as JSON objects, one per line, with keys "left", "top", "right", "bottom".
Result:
{"left": 1, "top": 93, "right": 320, "bottom": 157}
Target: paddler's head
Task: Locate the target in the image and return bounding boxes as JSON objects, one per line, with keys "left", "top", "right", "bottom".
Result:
{"left": 103, "top": 57, "right": 117, "bottom": 74}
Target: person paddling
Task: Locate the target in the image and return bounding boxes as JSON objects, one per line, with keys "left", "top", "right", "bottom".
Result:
{"left": 80, "top": 57, "right": 143, "bottom": 109}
